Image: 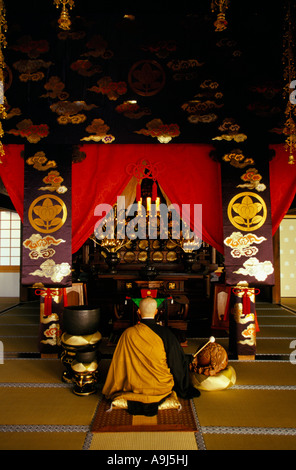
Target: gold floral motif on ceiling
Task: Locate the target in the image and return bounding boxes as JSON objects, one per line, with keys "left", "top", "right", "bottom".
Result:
{"left": 128, "top": 60, "right": 166, "bottom": 97}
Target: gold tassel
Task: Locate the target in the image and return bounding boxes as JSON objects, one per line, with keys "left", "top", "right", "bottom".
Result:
{"left": 283, "top": 2, "right": 296, "bottom": 164}
{"left": 0, "top": 0, "right": 7, "bottom": 163}
{"left": 53, "top": 0, "right": 75, "bottom": 31}
{"left": 211, "top": 0, "right": 230, "bottom": 32}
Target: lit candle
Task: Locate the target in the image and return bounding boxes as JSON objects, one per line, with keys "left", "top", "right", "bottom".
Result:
{"left": 156, "top": 197, "right": 160, "bottom": 212}
{"left": 138, "top": 198, "right": 142, "bottom": 216}
{"left": 146, "top": 197, "right": 151, "bottom": 213}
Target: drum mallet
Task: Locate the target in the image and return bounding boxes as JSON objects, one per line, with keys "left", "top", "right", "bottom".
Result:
{"left": 193, "top": 336, "right": 215, "bottom": 358}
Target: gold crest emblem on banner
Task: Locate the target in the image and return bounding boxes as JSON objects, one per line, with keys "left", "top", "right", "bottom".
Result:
{"left": 227, "top": 192, "right": 267, "bottom": 231}
{"left": 28, "top": 195, "right": 67, "bottom": 233}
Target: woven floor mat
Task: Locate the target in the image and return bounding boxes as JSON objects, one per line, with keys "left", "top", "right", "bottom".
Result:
{"left": 90, "top": 431, "right": 199, "bottom": 450}
{"left": 193, "top": 388, "right": 296, "bottom": 428}
{"left": 91, "top": 397, "right": 198, "bottom": 433}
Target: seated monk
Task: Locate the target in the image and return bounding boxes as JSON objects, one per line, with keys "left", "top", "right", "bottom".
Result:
{"left": 102, "top": 297, "right": 200, "bottom": 416}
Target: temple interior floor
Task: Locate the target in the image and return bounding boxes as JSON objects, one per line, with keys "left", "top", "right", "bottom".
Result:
{"left": 0, "top": 297, "right": 296, "bottom": 451}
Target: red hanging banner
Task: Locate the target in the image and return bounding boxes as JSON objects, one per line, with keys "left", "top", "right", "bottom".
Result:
{"left": 21, "top": 144, "right": 72, "bottom": 287}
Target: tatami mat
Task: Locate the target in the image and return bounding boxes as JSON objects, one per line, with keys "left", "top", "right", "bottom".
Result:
{"left": 0, "top": 359, "right": 64, "bottom": 383}
{"left": 256, "top": 339, "right": 293, "bottom": 355}
{"left": 0, "top": 325, "right": 39, "bottom": 336}
{"left": 230, "top": 360, "right": 296, "bottom": 385}
{"left": 203, "top": 433, "right": 296, "bottom": 451}
{"left": 257, "top": 325, "right": 296, "bottom": 338}
{"left": 90, "top": 432, "right": 198, "bottom": 450}
{"left": 0, "top": 387, "right": 99, "bottom": 426}
{"left": 0, "top": 298, "right": 20, "bottom": 311}
{"left": 281, "top": 298, "right": 296, "bottom": 312}
{"left": 2, "top": 337, "right": 40, "bottom": 353}
{"left": 193, "top": 389, "right": 296, "bottom": 428}
{"left": 258, "top": 316, "right": 296, "bottom": 325}
{"left": 0, "top": 314, "right": 39, "bottom": 325}
{"left": 1, "top": 299, "right": 296, "bottom": 450}
{"left": 0, "top": 432, "right": 88, "bottom": 451}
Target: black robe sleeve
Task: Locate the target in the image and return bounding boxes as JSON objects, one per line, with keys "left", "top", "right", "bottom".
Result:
{"left": 142, "top": 319, "right": 200, "bottom": 399}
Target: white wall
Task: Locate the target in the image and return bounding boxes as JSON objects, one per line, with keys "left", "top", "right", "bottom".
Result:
{"left": 0, "top": 272, "right": 20, "bottom": 297}
{"left": 280, "top": 217, "right": 296, "bottom": 297}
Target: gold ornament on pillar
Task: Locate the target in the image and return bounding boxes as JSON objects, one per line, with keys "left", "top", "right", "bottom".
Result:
{"left": 282, "top": 1, "right": 296, "bottom": 164}
{"left": 54, "top": 0, "right": 75, "bottom": 31}
{"left": 211, "top": 0, "right": 230, "bottom": 32}
{"left": 0, "top": 0, "right": 7, "bottom": 162}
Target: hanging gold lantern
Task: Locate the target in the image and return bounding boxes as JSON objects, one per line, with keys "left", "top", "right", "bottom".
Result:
{"left": 211, "top": 0, "right": 230, "bottom": 32}
{"left": 282, "top": 1, "right": 296, "bottom": 164}
{"left": 54, "top": 0, "right": 75, "bottom": 31}
{"left": 0, "top": 0, "right": 7, "bottom": 162}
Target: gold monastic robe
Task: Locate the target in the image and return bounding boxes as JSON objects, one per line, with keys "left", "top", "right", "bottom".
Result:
{"left": 102, "top": 322, "right": 174, "bottom": 404}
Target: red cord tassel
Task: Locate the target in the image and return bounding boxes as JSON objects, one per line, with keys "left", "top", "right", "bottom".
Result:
{"left": 254, "top": 311, "right": 260, "bottom": 332}
{"left": 152, "top": 180, "right": 157, "bottom": 201}
{"left": 232, "top": 287, "right": 260, "bottom": 332}
{"left": 63, "top": 288, "right": 68, "bottom": 307}
{"left": 44, "top": 289, "right": 52, "bottom": 316}
{"left": 136, "top": 181, "right": 141, "bottom": 201}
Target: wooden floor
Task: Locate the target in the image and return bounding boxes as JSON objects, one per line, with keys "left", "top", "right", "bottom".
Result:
{"left": 0, "top": 297, "right": 296, "bottom": 452}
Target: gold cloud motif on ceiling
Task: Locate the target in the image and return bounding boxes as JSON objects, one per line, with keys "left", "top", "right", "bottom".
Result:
{"left": 13, "top": 59, "right": 53, "bottom": 82}
{"left": 81, "top": 118, "right": 115, "bottom": 143}
{"left": 89, "top": 77, "right": 127, "bottom": 101}
{"left": 7, "top": 119, "right": 49, "bottom": 143}
{"left": 50, "top": 101, "right": 97, "bottom": 124}
{"left": 115, "top": 101, "right": 151, "bottom": 119}
{"left": 41, "top": 76, "right": 69, "bottom": 100}
{"left": 135, "top": 119, "right": 180, "bottom": 143}
{"left": 82, "top": 34, "right": 113, "bottom": 59}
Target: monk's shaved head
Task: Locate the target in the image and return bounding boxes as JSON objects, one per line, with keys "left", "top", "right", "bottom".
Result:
{"left": 138, "top": 297, "right": 158, "bottom": 318}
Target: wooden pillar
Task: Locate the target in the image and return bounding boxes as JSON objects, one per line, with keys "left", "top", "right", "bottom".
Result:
{"left": 272, "top": 228, "right": 281, "bottom": 304}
